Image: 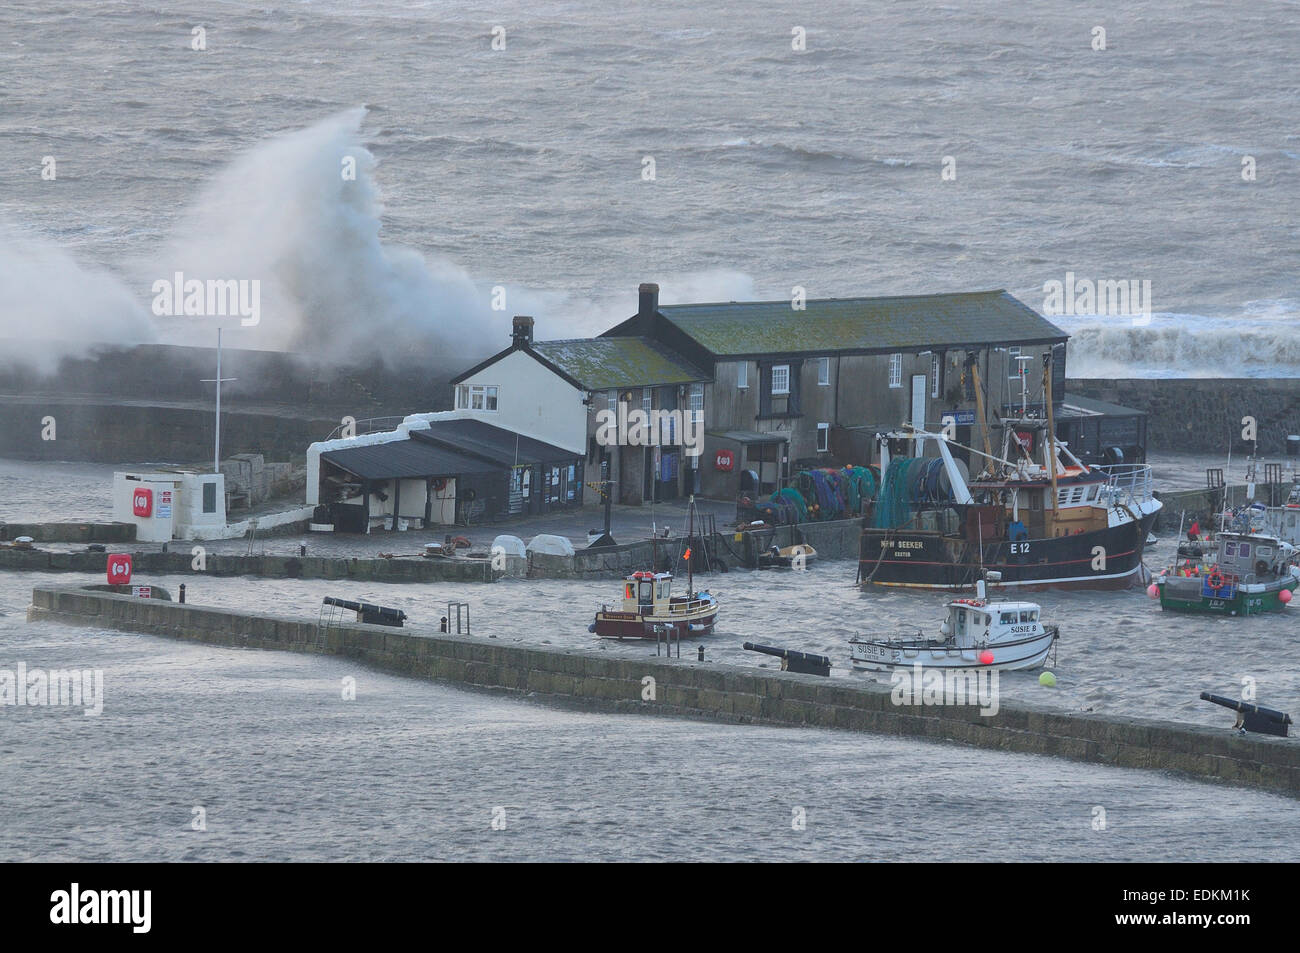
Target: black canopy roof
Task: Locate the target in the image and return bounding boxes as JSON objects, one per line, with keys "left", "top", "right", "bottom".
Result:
{"left": 410, "top": 419, "right": 577, "bottom": 467}
{"left": 321, "top": 438, "right": 498, "bottom": 482}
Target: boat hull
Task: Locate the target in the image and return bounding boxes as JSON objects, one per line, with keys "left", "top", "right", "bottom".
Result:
{"left": 859, "top": 512, "right": 1158, "bottom": 592}
{"left": 592, "top": 598, "right": 719, "bottom": 639}
{"left": 1157, "top": 577, "right": 1298, "bottom": 616}
{"left": 850, "top": 628, "right": 1057, "bottom": 672}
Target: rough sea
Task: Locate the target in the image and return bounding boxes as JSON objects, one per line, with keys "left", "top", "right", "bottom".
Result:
{"left": 1, "top": 0, "right": 1298, "bottom": 375}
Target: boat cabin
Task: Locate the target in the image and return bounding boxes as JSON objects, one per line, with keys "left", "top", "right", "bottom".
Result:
{"left": 622, "top": 571, "right": 674, "bottom": 614}
{"left": 942, "top": 599, "right": 1043, "bottom": 647}
{"left": 1214, "top": 532, "right": 1289, "bottom": 581}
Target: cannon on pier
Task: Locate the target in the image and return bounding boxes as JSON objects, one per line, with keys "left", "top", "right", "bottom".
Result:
{"left": 322, "top": 596, "right": 407, "bottom": 628}
{"left": 743, "top": 642, "right": 831, "bottom": 677}
{"left": 1200, "top": 692, "right": 1292, "bottom": 737}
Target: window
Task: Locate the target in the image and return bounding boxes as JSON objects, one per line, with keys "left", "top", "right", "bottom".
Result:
{"left": 1000, "top": 611, "right": 1017, "bottom": 625}
{"left": 642, "top": 388, "right": 652, "bottom": 413}
{"left": 1007, "top": 346, "right": 1021, "bottom": 379}
{"left": 466, "top": 384, "right": 498, "bottom": 412}
{"left": 1020, "top": 610, "right": 1036, "bottom": 623}
{"left": 817, "top": 357, "right": 829, "bottom": 386}
{"left": 817, "top": 422, "right": 830, "bottom": 452}
{"left": 202, "top": 481, "right": 217, "bottom": 514}
{"left": 607, "top": 390, "right": 618, "bottom": 412}
{"left": 689, "top": 384, "right": 704, "bottom": 424}
{"left": 737, "top": 362, "right": 748, "bottom": 389}
{"left": 771, "top": 364, "right": 790, "bottom": 395}
{"left": 931, "top": 354, "right": 940, "bottom": 398}
{"left": 889, "top": 353, "right": 902, "bottom": 388}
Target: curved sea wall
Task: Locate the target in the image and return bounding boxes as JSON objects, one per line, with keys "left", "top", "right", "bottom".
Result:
{"left": 1068, "top": 378, "right": 1300, "bottom": 455}
{"left": 26, "top": 584, "right": 1300, "bottom": 798}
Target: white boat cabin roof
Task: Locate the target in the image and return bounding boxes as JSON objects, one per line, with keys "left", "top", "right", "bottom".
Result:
{"left": 626, "top": 571, "right": 672, "bottom": 582}
{"left": 946, "top": 598, "right": 1041, "bottom": 614}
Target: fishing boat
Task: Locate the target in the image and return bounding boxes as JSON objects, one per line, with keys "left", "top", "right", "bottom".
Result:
{"left": 757, "top": 543, "right": 817, "bottom": 569}
{"left": 1153, "top": 531, "right": 1299, "bottom": 615}
{"left": 590, "top": 570, "right": 719, "bottom": 638}
{"left": 859, "top": 351, "right": 1160, "bottom": 591}
{"left": 849, "top": 576, "right": 1058, "bottom": 671}
{"left": 590, "top": 496, "right": 719, "bottom": 638}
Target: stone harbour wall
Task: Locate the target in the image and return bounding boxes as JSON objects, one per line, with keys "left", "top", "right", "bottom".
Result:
{"left": 25, "top": 584, "right": 1300, "bottom": 798}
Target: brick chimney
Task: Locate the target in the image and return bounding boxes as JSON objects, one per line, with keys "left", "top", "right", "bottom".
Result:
{"left": 637, "top": 282, "right": 659, "bottom": 335}
{"left": 511, "top": 315, "right": 534, "bottom": 346}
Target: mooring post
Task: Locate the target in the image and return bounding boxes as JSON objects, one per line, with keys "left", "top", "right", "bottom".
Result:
{"left": 178, "top": 583, "right": 186, "bottom": 604}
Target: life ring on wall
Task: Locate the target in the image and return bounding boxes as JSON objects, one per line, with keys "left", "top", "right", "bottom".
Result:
{"left": 432, "top": 478, "right": 448, "bottom": 492}
{"left": 1207, "top": 571, "right": 1226, "bottom": 591}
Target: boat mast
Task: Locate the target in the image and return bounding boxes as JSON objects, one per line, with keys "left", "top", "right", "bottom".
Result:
{"left": 966, "top": 352, "right": 994, "bottom": 469}
{"left": 1042, "top": 350, "right": 1060, "bottom": 535}
{"left": 687, "top": 495, "right": 695, "bottom": 595}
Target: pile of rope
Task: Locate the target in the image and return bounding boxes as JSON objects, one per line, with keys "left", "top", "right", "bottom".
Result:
{"left": 872, "top": 457, "right": 954, "bottom": 529}
{"left": 739, "top": 465, "right": 882, "bottom": 526}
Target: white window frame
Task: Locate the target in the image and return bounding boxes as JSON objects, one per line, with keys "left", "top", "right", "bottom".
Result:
{"left": 889, "top": 353, "right": 902, "bottom": 388}
{"left": 642, "top": 387, "right": 652, "bottom": 413}
{"left": 931, "top": 354, "right": 940, "bottom": 398}
{"left": 607, "top": 390, "right": 618, "bottom": 412}
{"left": 456, "top": 384, "right": 469, "bottom": 409}
{"left": 771, "top": 364, "right": 790, "bottom": 396}
{"left": 817, "top": 422, "right": 830, "bottom": 453}
{"left": 737, "top": 362, "right": 748, "bottom": 389}
{"left": 468, "top": 384, "right": 498, "bottom": 412}
{"left": 1007, "top": 345, "right": 1021, "bottom": 379}
{"left": 689, "top": 384, "right": 704, "bottom": 424}
{"left": 817, "top": 357, "right": 830, "bottom": 386}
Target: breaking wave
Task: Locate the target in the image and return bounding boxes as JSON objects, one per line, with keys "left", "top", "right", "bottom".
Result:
{"left": 1060, "top": 303, "right": 1300, "bottom": 378}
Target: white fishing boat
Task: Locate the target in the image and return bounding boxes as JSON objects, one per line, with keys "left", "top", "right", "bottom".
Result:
{"left": 849, "top": 576, "right": 1058, "bottom": 672}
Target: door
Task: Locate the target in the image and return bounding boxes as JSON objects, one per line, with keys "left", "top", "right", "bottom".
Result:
{"left": 911, "top": 375, "right": 927, "bottom": 432}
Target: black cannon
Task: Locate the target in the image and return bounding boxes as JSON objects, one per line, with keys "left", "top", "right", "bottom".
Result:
{"left": 1200, "top": 692, "right": 1292, "bottom": 738}
{"left": 743, "top": 642, "right": 831, "bottom": 677}
{"left": 323, "top": 596, "right": 407, "bottom": 628}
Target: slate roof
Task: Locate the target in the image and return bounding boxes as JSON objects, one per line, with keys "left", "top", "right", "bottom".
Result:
{"left": 655, "top": 290, "right": 1066, "bottom": 358}
{"left": 530, "top": 337, "right": 708, "bottom": 390}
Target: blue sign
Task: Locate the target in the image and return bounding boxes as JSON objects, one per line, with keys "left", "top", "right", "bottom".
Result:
{"left": 945, "top": 410, "right": 976, "bottom": 426}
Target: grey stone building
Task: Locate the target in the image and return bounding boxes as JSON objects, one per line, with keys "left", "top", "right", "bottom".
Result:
{"left": 602, "top": 283, "right": 1070, "bottom": 499}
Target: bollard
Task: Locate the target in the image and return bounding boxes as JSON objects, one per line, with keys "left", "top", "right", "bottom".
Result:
{"left": 178, "top": 583, "right": 186, "bottom": 604}
{"left": 697, "top": 645, "right": 705, "bottom": 662}
{"left": 299, "top": 542, "right": 307, "bottom": 556}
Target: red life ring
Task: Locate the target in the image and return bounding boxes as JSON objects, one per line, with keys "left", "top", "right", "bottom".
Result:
{"left": 1207, "top": 571, "right": 1226, "bottom": 591}
{"left": 432, "top": 478, "right": 448, "bottom": 492}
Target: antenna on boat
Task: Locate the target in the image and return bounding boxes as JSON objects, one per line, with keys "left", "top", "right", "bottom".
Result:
{"left": 1042, "top": 349, "right": 1061, "bottom": 534}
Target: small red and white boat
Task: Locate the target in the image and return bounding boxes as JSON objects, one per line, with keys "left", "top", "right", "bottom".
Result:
{"left": 590, "top": 570, "right": 719, "bottom": 639}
